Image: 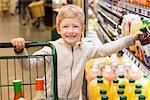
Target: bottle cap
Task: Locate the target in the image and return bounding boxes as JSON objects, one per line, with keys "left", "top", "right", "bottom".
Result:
{"left": 136, "top": 84, "right": 142, "bottom": 88}
{"left": 13, "top": 80, "right": 23, "bottom": 92}
{"left": 97, "top": 79, "right": 103, "bottom": 83}
{"left": 120, "top": 95, "right": 127, "bottom": 100}
{"left": 135, "top": 90, "right": 141, "bottom": 94}
{"left": 140, "top": 27, "right": 147, "bottom": 32}
{"left": 36, "top": 78, "right": 44, "bottom": 90}
{"left": 100, "top": 89, "right": 107, "bottom": 94}
{"left": 146, "top": 21, "right": 150, "bottom": 26}
{"left": 97, "top": 74, "right": 103, "bottom": 78}
{"left": 113, "top": 79, "right": 119, "bottom": 83}
{"left": 119, "top": 84, "right": 125, "bottom": 88}
{"left": 129, "top": 79, "right": 135, "bottom": 83}
{"left": 119, "top": 75, "right": 125, "bottom": 78}
{"left": 139, "top": 95, "right": 145, "bottom": 100}
{"left": 101, "top": 95, "right": 108, "bottom": 100}
{"left": 118, "top": 90, "right": 124, "bottom": 94}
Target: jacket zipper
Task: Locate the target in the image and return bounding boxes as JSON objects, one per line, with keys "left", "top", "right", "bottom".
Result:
{"left": 67, "top": 47, "right": 74, "bottom": 99}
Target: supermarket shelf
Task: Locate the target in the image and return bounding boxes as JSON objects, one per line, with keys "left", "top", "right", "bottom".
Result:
{"left": 123, "top": 48, "right": 150, "bottom": 79}
{"left": 119, "top": 1, "right": 150, "bottom": 18}
{"left": 89, "top": 4, "right": 150, "bottom": 79}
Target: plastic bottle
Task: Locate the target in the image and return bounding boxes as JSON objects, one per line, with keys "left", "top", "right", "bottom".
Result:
{"left": 134, "top": 90, "right": 142, "bottom": 100}
{"left": 33, "top": 78, "right": 46, "bottom": 100}
{"left": 108, "top": 79, "right": 119, "bottom": 100}
{"left": 13, "top": 80, "right": 25, "bottom": 100}
{"left": 126, "top": 79, "right": 135, "bottom": 100}
{"left": 139, "top": 95, "right": 146, "bottom": 100}
{"left": 88, "top": 79, "right": 106, "bottom": 100}
{"left": 118, "top": 75, "right": 128, "bottom": 86}
{"left": 114, "top": 90, "right": 124, "bottom": 100}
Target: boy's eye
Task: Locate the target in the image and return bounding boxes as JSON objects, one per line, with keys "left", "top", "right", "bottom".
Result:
{"left": 74, "top": 25, "right": 79, "bottom": 28}
{"left": 62, "top": 26, "right": 68, "bottom": 28}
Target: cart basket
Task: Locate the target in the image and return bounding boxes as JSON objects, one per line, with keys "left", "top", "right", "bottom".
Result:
{"left": 0, "top": 42, "right": 58, "bottom": 100}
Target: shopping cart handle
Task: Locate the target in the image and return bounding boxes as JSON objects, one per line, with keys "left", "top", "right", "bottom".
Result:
{"left": 0, "top": 41, "right": 38, "bottom": 48}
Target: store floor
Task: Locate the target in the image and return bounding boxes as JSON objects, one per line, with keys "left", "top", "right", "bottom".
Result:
{"left": 0, "top": 13, "right": 52, "bottom": 42}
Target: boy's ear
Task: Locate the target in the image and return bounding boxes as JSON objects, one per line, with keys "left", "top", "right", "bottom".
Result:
{"left": 56, "top": 25, "right": 61, "bottom": 35}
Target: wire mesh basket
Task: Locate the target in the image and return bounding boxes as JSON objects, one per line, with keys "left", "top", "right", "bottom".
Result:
{"left": 0, "top": 42, "right": 58, "bottom": 100}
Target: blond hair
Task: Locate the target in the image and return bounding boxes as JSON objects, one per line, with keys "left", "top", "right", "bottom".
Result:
{"left": 56, "top": 4, "right": 85, "bottom": 27}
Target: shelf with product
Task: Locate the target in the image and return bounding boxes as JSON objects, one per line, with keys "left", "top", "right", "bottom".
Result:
{"left": 88, "top": 1, "right": 150, "bottom": 79}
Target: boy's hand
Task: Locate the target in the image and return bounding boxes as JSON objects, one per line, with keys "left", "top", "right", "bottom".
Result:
{"left": 11, "top": 38, "right": 25, "bottom": 50}
{"left": 132, "top": 31, "right": 143, "bottom": 41}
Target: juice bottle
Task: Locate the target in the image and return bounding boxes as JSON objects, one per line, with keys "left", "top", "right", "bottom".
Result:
{"left": 114, "top": 90, "right": 124, "bottom": 100}
{"left": 88, "top": 79, "right": 106, "bottom": 100}
{"left": 118, "top": 75, "right": 128, "bottom": 86}
{"left": 33, "top": 78, "right": 46, "bottom": 100}
{"left": 134, "top": 90, "right": 142, "bottom": 100}
{"left": 115, "top": 65, "right": 128, "bottom": 79}
{"left": 126, "top": 79, "right": 135, "bottom": 100}
{"left": 139, "top": 95, "right": 146, "bottom": 100}
{"left": 13, "top": 80, "right": 25, "bottom": 100}
{"left": 97, "top": 74, "right": 110, "bottom": 90}
{"left": 88, "top": 74, "right": 103, "bottom": 100}
{"left": 108, "top": 79, "right": 119, "bottom": 100}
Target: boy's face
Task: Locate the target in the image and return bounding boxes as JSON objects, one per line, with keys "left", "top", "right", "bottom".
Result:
{"left": 57, "top": 17, "right": 84, "bottom": 46}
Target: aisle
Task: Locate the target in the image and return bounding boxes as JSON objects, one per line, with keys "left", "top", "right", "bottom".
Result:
{"left": 0, "top": 13, "right": 51, "bottom": 42}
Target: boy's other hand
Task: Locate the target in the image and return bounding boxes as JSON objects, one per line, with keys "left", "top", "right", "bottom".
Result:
{"left": 132, "top": 31, "right": 143, "bottom": 41}
{"left": 11, "top": 38, "right": 25, "bottom": 50}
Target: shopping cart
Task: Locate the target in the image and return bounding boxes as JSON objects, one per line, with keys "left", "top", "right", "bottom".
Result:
{"left": 0, "top": 42, "right": 58, "bottom": 100}
{"left": 28, "top": 0, "right": 45, "bottom": 28}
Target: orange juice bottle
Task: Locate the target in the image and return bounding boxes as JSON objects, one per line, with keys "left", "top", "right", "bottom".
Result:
{"left": 97, "top": 74, "right": 110, "bottom": 90}
{"left": 118, "top": 75, "right": 128, "bottom": 86}
{"left": 126, "top": 79, "right": 135, "bottom": 100}
{"left": 114, "top": 90, "right": 124, "bottom": 100}
{"left": 108, "top": 79, "right": 119, "bottom": 100}
{"left": 134, "top": 90, "right": 142, "bottom": 100}
{"left": 88, "top": 79, "right": 106, "bottom": 100}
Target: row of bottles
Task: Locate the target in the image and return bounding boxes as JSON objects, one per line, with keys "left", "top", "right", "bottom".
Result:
{"left": 13, "top": 78, "right": 46, "bottom": 100}
{"left": 86, "top": 54, "right": 150, "bottom": 100}
{"left": 121, "top": 0, "right": 150, "bottom": 7}
{"left": 88, "top": 74, "right": 150, "bottom": 100}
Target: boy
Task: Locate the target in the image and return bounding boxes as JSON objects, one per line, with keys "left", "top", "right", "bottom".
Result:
{"left": 11, "top": 4, "right": 142, "bottom": 100}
